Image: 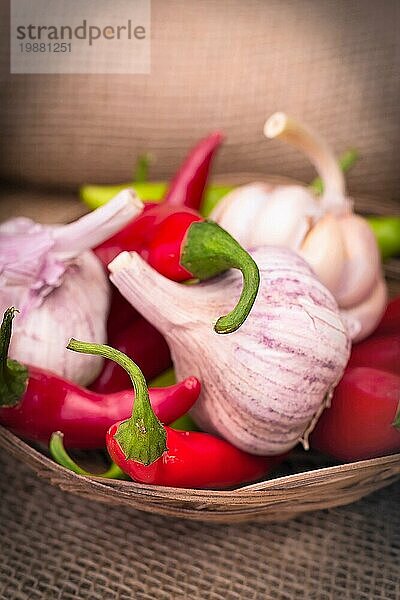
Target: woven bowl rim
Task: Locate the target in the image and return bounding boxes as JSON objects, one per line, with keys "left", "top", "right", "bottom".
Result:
{"left": 1, "top": 425, "right": 399, "bottom": 501}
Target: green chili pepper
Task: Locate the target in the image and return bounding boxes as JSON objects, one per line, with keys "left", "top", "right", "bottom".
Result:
{"left": 49, "top": 432, "right": 129, "bottom": 479}
{"left": 170, "top": 414, "right": 199, "bottom": 432}
{"left": 80, "top": 180, "right": 232, "bottom": 211}
{"left": 80, "top": 181, "right": 166, "bottom": 208}
{"left": 366, "top": 216, "right": 400, "bottom": 260}
{"left": 149, "top": 368, "right": 199, "bottom": 431}
{"left": 200, "top": 185, "right": 234, "bottom": 216}
{"left": 149, "top": 367, "right": 176, "bottom": 388}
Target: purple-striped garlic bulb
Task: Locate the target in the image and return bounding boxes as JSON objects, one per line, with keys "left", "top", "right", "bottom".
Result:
{"left": 109, "top": 246, "right": 350, "bottom": 455}
{"left": 0, "top": 190, "right": 143, "bottom": 385}
{"left": 210, "top": 113, "right": 387, "bottom": 342}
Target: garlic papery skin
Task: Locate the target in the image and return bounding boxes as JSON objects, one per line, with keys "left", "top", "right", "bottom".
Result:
{"left": 0, "top": 190, "right": 143, "bottom": 384}
{"left": 109, "top": 247, "right": 350, "bottom": 455}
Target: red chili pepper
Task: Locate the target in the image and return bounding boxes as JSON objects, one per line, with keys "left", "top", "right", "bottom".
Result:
{"left": 91, "top": 317, "right": 172, "bottom": 392}
{"left": 348, "top": 333, "right": 400, "bottom": 376}
{"left": 97, "top": 133, "right": 224, "bottom": 385}
{"left": 146, "top": 209, "right": 202, "bottom": 280}
{"left": 0, "top": 308, "right": 200, "bottom": 448}
{"left": 106, "top": 288, "right": 139, "bottom": 338}
{"left": 374, "top": 295, "right": 400, "bottom": 336}
{"left": 107, "top": 424, "right": 277, "bottom": 488}
{"left": 310, "top": 366, "right": 400, "bottom": 462}
{"left": 95, "top": 132, "right": 223, "bottom": 268}
{"left": 96, "top": 131, "right": 258, "bottom": 334}
{"left": 163, "top": 131, "right": 223, "bottom": 209}
{"left": 65, "top": 336, "right": 279, "bottom": 489}
{"left": 112, "top": 216, "right": 259, "bottom": 334}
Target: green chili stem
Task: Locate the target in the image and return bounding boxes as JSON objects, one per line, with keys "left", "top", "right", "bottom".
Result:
{"left": 0, "top": 307, "right": 14, "bottom": 376}
{"left": 181, "top": 220, "right": 260, "bottom": 334}
{"left": 133, "top": 154, "right": 151, "bottom": 183}
{"left": 0, "top": 308, "right": 28, "bottom": 407}
{"left": 49, "top": 432, "right": 128, "bottom": 479}
{"left": 67, "top": 339, "right": 167, "bottom": 465}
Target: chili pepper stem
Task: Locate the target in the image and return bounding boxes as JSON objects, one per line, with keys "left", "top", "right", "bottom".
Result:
{"left": 67, "top": 338, "right": 167, "bottom": 465}
{"left": 0, "top": 308, "right": 28, "bottom": 407}
{"left": 181, "top": 220, "right": 260, "bottom": 334}
{"left": 133, "top": 153, "right": 151, "bottom": 183}
{"left": 50, "top": 432, "right": 129, "bottom": 479}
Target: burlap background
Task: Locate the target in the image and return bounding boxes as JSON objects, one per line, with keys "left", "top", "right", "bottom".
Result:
{"left": 0, "top": 0, "right": 399, "bottom": 202}
{"left": 1, "top": 1, "right": 400, "bottom": 597}
{"left": 1, "top": 450, "right": 399, "bottom": 599}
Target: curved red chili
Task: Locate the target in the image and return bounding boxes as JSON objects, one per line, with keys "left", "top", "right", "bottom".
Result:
{"left": 95, "top": 132, "right": 223, "bottom": 269}
{"left": 163, "top": 131, "right": 223, "bottom": 209}
{"left": 0, "top": 308, "right": 200, "bottom": 448}
{"left": 95, "top": 131, "right": 258, "bottom": 334}
{"left": 95, "top": 132, "right": 224, "bottom": 385}
{"left": 107, "top": 424, "right": 279, "bottom": 489}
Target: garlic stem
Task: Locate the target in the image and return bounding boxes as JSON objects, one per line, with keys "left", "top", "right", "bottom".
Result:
{"left": 53, "top": 190, "right": 143, "bottom": 259}
{"left": 264, "top": 112, "right": 347, "bottom": 212}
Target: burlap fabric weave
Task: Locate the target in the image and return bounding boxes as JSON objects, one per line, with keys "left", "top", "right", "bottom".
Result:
{"left": 0, "top": 0, "right": 400, "bottom": 201}
{"left": 1, "top": 450, "right": 399, "bottom": 599}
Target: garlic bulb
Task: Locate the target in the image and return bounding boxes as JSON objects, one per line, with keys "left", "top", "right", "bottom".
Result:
{"left": 109, "top": 247, "right": 350, "bottom": 455}
{"left": 210, "top": 112, "right": 386, "bottom": 341}
{"left": 0, "top": 190, "right": 143, "bottom": 384}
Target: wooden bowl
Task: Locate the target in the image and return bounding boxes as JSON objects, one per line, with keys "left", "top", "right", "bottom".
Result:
{"left": 1, "top": 176, "right": 399, "bottom": 523}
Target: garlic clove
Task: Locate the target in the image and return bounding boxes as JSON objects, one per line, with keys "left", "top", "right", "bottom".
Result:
{"left": 252, "top": 185, "right": 322, "bottom": 250}
{"left": 209, "top": 183, "right": 273, "bottom": 243}
{"left": 210, "top": 183, "right": 321, "bottom": 251}
{"left": 335, "top": 215, "right": 381, "bottom": 308}
{"left": 299, "top": 214, "right": 346, "bottom": 294}
{"left": 340, "top": 276, "right": 388, "bottom": 343}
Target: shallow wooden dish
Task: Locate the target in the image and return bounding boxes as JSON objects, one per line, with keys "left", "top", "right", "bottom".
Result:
{"left": 1, "top": 176, "right": 399, "bottom": 523}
